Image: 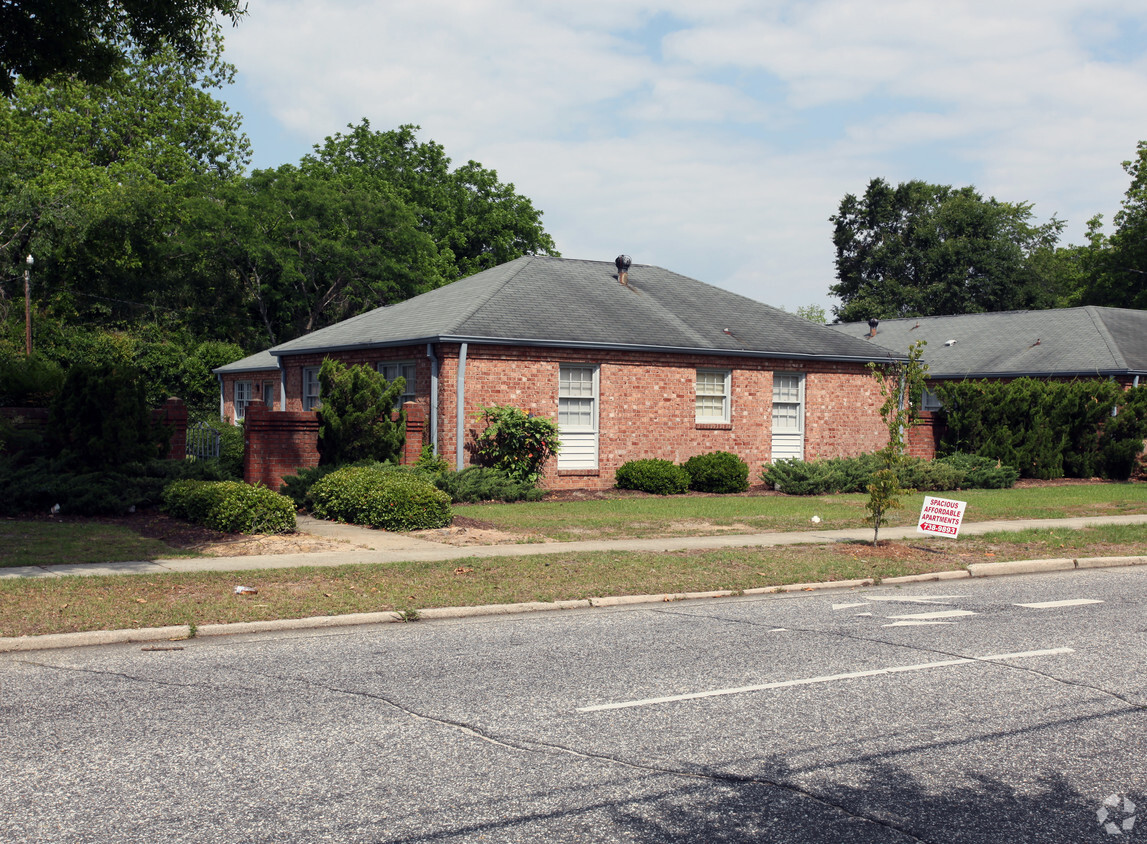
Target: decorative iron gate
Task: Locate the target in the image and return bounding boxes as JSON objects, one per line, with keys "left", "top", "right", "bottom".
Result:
{"left": 186, "top": 422, "right": 221, "bottom": 460}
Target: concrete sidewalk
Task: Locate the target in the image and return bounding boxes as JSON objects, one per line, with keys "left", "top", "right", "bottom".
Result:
{"left": 4, "top": 513, "right": 1147, "bottom": 579}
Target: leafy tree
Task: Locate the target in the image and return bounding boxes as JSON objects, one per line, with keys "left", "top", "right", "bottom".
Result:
{"left": 794, "top": 304, "right": 827, "bottom": 324}
{"left": 830, "top": 179, "right": 1067, "bottom": 321}
{"left": 866, "top": 340, "right": 929, "bottom": 544}
{"left": 316, "top": 358, "right": 406, "bottom": 466}
{"left": 310, "top": 121, "right": 559, "bottom": 281}
{"left": 0, "top": 1, "right": 245, "bottom": 96}
{"left": 182, "top": 164, "right": 441, "bottom": 345}
{"left": 0, "top": 25, "right": 249, "bottom": 330}
{"left": 1076, "top": 141, "right": 1147, "bottom": 310}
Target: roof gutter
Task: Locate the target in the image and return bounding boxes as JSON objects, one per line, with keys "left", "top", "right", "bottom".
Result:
{"left": 270, "top": 335, "right": 905, "bottom": 365}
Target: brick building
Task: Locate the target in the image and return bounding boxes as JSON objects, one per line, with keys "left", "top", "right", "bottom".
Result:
{"left": 216, "top": 256, "right": 903, "bottom": 490}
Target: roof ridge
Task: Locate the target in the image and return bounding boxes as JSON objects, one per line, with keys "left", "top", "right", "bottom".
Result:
{"left": 449, "top": 255, "right": 536, "bottom": 329}
{"left": 1085, "top": 306, "right": 1130, "bottom": 369}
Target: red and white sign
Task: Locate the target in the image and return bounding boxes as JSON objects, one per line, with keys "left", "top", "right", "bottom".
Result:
{"left": 917, "top": 496, "right": 967, "bottom": 537}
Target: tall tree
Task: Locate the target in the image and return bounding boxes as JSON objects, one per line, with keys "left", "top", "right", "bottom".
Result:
{"left": 310, "top": 121, "right": 559, "bottom": 280}
{"left": 1076, "top": 141, "right": 1147, "bottom": 310}
{"left": 0, "top": 0, "right": 245, "bottom": 96}
{"left": 829, "top": 179, "right": 1066, "bottom": 322}
{"left": 0, "top": 24, "right": 249, "bottom": 328}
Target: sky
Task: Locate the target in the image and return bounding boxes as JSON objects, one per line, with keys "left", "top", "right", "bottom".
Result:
{"left": 218, "top": 0, "right": 1147, "bottom": 316}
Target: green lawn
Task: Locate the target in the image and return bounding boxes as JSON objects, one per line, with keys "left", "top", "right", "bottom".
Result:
{"left": 0, "top": 521, "right": 197, "bottom": 568}
{"left": 460, "top": 483, "right": 1147, "bottom": 541}
{"left": 2, "top": 522, "right": 1144, "bottom": 639}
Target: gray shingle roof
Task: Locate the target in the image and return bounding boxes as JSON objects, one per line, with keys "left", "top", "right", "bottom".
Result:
{"left": 213, "top": 349, "right": 279, "bottom": 375}
{"left": 267, "top": 256, "right": 899, "bottom": 363}
{"left": 829, "top": 307, "right": 1147, "bottom": 379}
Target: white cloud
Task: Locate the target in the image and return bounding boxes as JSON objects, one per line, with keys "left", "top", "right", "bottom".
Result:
{"left": 222, "top": 0, "right": 1147, "bottom": 312}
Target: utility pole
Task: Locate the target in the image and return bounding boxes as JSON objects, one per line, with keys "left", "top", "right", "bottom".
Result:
{"left": 24, "top": 253, "right": 33, "bottom": 355}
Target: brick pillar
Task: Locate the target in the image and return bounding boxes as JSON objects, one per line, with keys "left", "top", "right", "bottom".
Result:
{"left": 153, "top": 397, "right": 188, "bottom": 461}
{"left": 243, "top": 404, "right": 320, "bottom": 491}
{"left": 401, "top": 402, "right": 426, "bottom": 465}
{"left": 907, "top": 411, "right": 941, "bottom": 460}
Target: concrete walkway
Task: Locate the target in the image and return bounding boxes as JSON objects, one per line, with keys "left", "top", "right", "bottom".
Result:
{"left": 4, "top": 513, "right": 1147, "bottom": 579}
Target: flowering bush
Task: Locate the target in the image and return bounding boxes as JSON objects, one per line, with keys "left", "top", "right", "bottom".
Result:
{"left": 472, "top": 405, "right": 560, "bottom": 486}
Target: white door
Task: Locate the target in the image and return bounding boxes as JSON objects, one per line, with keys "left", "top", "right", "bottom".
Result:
{"left": 557, "top": 365, "right": 599, "bottom": 470}
{"left": 771, "top": 372, "right": 805, "bottom": 461}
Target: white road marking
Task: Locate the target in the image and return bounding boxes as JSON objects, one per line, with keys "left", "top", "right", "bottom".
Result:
{"left": 855, "top": 612, "right": 874, "bottom": 617}
{"left": 1016, "top": 599, "right": 1104, "bottom": 609}
{"left": 769, "top": 628, "right": 788, "bottom": 632}
{"left": 833, "top": 602, "right": 870, "bottom": 610}
{"left": 577, "top": 648, "right": 1074, "bottom": 713}
{"left": 888, "top": 610, "right": 977, "bottom": 620}
{"left": 882, "top": 621, "right": 956, "bottom": 627}
{"left": 865, "top": 595, "right": 965, "bottom": 605}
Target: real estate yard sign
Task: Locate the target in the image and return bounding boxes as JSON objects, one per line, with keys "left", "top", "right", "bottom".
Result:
{"left": 918, "top": 496, "right": 967, "bottom": 537}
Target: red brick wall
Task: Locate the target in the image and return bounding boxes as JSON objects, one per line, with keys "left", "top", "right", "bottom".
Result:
{"left": 230, "top": 344, "right": 890, "bottom": 491}
{"left": 219, "top": 372, "right": 280, "bottom": 424}
{"left": 435, "top": 345, "right": 888, "bottom": 490}
{"left": 906, "top": 411, "right": 940, "bottom": 460}
{"left": 243, "top": 405, "right": 320, "bottom": 491}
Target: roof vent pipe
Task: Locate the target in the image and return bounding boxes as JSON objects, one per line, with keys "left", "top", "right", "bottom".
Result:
{"left": 867, "top": 318, "right": 879, "bottom": 338}
{"left": 615, "top": 254, "right": 632, "bottom": 286}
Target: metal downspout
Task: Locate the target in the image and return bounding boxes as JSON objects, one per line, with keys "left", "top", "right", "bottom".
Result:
{"left": 455, "top": 342, "right": 468, "bottom": 471}
{"left": 427, "top": 343, "right": 439, "bottom": 455}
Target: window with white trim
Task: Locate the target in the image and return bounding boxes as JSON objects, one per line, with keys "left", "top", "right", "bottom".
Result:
{"left": 771, "top": 372, "right": 803, "bottom": 431}
{"left": 302, "top": 367, "right": 321, "bottom": 411}
{"left": 378, "top": 361, "right": 417, "bottom": 408}
{"left": 557, "top": 365, "right": 599, "bottom": 470}
{"left": 695, "top": 369, "right": 731, "bottom": 423}
{"left": 234, "top": 381, "right": 252, "bottom": 421}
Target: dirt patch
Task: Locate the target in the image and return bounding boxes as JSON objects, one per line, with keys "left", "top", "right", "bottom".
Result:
{"left": 91, "top": 510, "right": 353, "bottom": 557}
{"left": 408, "top": 515, "right": 552, "bottom": 547}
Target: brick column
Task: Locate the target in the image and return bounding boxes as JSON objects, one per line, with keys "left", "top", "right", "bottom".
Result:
{"left": 153, "top": 397, "right": 188, "bottom": 461}
{"left": 401, "top": 402, "right": 426, "bottom": 465}
{"left": 243, "top": 404, "right": 320, "bottom": 490}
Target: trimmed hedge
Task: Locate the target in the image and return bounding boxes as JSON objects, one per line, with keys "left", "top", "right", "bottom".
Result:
{"left": 761, "top": 453, "right": 1019, "bottom": 496}
{"left": 615, "top": 459, "right": 690, "bottom": 495}
{"left": 683, "top": 451, "right": 750, "bottom": 493}
{"left": 162, "top": 480, "right": 296, "bottom": 534}
{"left": 309, "top": 465, "right": 452, "bottom": 531}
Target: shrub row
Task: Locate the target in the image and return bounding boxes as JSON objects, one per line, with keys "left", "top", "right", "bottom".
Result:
{"left": 760, "top": 453, "right": 1019, "bottom": 496}
{"left": 615, "top": 451, "right": 750, "bottom": 495}
{"left": 308, "top": 464, "right": 452, "bottom": 531}
{"left": 937, "top": 379, "right": 1147, "bottom": 480}
{"left": 0, "top": 455, "right": 239, "bottom": 517}
{"left": 162, "top": 480, "right": 296, "bottom": 534}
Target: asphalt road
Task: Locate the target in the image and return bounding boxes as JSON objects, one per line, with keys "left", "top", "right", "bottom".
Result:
{"left": 3, "top": 566, "right": 1145, "bottom": 843}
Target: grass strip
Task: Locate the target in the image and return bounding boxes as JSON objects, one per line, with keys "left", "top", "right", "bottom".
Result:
{"left": 0, "top": 521, "right": 197, "bottom": 568}
{"left": 3, "top": 524, "right": 1144, "bottom": 640}
{"left": 463, "top": 484, "right": 1147, "bottom": 540}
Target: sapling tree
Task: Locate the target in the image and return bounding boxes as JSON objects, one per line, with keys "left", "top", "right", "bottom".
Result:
{"left": 866, "top": 340, "right": 929, "bottom": 544}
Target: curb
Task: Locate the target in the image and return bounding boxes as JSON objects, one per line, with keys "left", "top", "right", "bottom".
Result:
{"left": 3, "top": 556, "right": 1145, "bottom": 654}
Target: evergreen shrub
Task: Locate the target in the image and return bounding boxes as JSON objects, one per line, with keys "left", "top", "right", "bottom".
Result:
{"left": 615, "top": 459, "right": 690, "bottom": 495}
{"left": 761, "top": 453, "right": 1020, "bottom": 495}
{"left": 309, "top": 465, "right": 452, "bottom": 531}
{"left": 434, "top": 466, "right": 544, "bottom": 503}
{"left": 682, "top": 451, "right": 750, "bottom": 493}
{"left": 162, "top": 480, "right": 296, "bottom": 534}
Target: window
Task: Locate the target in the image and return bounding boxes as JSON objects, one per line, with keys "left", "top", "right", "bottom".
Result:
{"left": 695, "top": 369, "right": 730, "bottom": 423}
{"left": 378, "top": 361, "right": 417, "bottom": 408}
{"left": 557, "top": 365, "right": 599, "bottom": 470}
{"left": 771, "top": 373, "right": 803, "bottom": 431}
{"left": 261, "top": 380, "right": 276, "bottom": 410}
{"left": 771, "top": 372, "right": 805, "bottom": 461}
{"left": 921, "top": 388, "right": 943, "bottom": 412}
{"left": 234, "top": 381, "right": 252, "bottom": 421}
{"left": 302, "top": 367, "right": 321, "bottom": 411}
